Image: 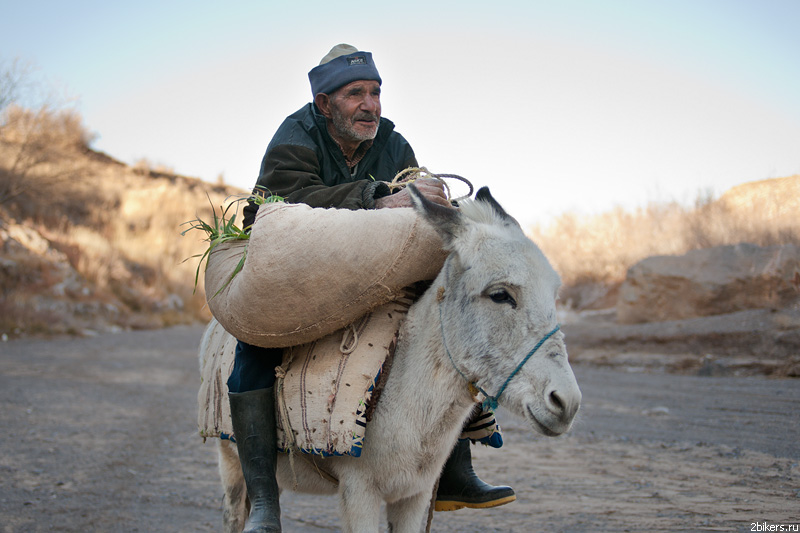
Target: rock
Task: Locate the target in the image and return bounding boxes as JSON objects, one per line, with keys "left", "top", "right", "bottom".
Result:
{"left": 617, "top": 243, "right": 800, "bottom": 324}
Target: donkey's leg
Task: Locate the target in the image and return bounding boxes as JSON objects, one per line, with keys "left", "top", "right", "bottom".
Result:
{"left": 386, "top": 491, "right": 431, "bottom": 533}
{"left": 218, "top": 439, "right": 248, "bottom": 533}
{"left": 339, "top": 480, "right": 382, "bottom": 533}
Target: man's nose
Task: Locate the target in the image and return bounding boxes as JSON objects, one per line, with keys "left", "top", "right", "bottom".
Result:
{"left": 360, "top": 94, "right": 379, "bottom": 113}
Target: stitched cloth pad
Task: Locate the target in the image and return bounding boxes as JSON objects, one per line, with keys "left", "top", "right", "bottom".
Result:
{"left": 197, "top": 298, "right": 410, "bottom": 456}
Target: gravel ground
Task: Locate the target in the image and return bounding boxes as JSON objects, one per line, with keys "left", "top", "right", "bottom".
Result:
{"left": 0, "top": 324, "right": 798, "bottom": 532}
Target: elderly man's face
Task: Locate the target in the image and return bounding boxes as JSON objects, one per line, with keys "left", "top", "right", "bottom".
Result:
{"left": 327, "top": 80, "right": 381, "bottom": 143}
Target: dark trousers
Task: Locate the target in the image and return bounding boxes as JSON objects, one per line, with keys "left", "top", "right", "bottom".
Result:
{"left": 227, "top": 340, "right": 283, "bottom": 393}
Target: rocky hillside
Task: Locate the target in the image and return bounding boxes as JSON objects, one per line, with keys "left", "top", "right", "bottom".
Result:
{"left": 1, "top": 134, "right": 245, "bottom": 338}
{"left": 560, "top": 176, "right": 800, "bottom": 378}
{"left": 531, "top": 174, "right": 800, "bottom": 311}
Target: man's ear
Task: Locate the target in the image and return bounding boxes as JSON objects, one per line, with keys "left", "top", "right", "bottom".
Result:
{"left": 314, "top": 93, "right": 333, "bottom": 119}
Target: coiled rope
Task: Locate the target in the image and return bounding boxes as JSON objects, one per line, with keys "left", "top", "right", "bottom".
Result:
{"left": 388, "top": 167, "right": 474, "bottom": 204}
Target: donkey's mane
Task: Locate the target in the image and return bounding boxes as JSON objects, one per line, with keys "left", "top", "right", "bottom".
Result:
{"left": 458, "top": 197, "right": 503, "bottom": 226}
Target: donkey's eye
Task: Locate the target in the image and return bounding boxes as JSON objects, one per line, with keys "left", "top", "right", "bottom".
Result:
{"left": 489, "top": 290, "right": 517, "bottom": 308}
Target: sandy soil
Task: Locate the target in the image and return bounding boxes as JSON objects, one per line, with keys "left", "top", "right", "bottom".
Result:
{"left": 0, "top": 323, "right": 798, "bottom": 532}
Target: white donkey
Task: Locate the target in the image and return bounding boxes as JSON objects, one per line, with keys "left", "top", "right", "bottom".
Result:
{"left": 211, "top": 185, "right": 581, "bottom": 532}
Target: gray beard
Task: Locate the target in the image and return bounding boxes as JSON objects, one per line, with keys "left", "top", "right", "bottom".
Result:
{"left": 331, "top": 110, "right": 378, "bottom": 143}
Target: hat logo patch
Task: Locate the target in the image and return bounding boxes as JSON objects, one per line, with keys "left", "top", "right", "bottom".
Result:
{"left": 347, "top": 55, "right": 367, "bottom": 66}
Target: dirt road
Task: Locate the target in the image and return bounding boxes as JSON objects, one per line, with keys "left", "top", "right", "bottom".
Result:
{"left": 1, "top": 325, "right": 798, "bottom": 532}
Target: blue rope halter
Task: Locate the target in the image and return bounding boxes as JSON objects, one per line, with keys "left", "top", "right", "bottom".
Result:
{"left": 438, "top": 292, "right": 561, "bottom": 411}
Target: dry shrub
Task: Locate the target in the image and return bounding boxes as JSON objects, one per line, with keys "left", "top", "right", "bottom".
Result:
{"left": 56, "top": 225, "right": 122, "bottom": 287}
{"left": 2, "top": 104, "right": 94, "bottom": 150}
{"left": 686, "top": 176, "right": 800, "bottom": 248}
{"left": 132, "top": 158, "right": 175, "bottom": 176}
{"left": 0, "top": 296, "right": 62, "bottom": 336}
{"left": 531, "top": 204, "right": 687, "bottom": 285}
{"left": 0, "top": 104, "right": 95, "bottom": 208}
{"left": 528, "top": 175, "right": 800, "bottom": 309}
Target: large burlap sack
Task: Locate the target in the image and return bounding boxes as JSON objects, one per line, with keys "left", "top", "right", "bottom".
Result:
{"left": 205, "top": 201, "right": 445, "bottom": 348}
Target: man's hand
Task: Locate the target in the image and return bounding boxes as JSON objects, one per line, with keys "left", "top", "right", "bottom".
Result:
{"left": 375, "top": 178, "right": 453, "bottom": 209}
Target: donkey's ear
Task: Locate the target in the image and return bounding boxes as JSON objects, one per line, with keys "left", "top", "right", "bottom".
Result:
{"left": 408, "top": 183, "right": 463, "bottom": 246}
{"left": 476, "top": 187, "right": 520, "bottom": 228}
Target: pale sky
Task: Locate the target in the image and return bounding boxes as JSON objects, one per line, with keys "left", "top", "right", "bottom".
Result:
{"left": 3, "top": 0, "right": 799, "bottom": 227}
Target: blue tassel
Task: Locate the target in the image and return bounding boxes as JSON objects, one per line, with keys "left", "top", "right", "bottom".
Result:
{"left": 482, "top": 397, "right": 499, "bottom": 411}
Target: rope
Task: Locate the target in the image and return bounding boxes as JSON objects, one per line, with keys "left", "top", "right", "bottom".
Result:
{"left": 274, "top": 349, "right": 299, "bottom": 490}
{"left": 485, "top": 324, "right": 561, "bottom": 410}
{"left": 339, "top": 322, "right": 359, "bottom": 355}
{"left": 425, "top": 476, "right": 441, "bottom": 533}
{"left": 277, "top": 351, "right": 342, "bottom": 488}
{"left": 302, "top": 455, "right": 339, "bottom": 486}
{"left": 388, "top": 167, "right": 474, "bottom": 204}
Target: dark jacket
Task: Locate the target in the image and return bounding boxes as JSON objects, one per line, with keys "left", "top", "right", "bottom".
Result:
{"left": 242, "top": 103, "right": 418, "bottom": 228}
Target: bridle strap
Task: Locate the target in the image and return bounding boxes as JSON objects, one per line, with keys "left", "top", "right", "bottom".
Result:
{"left": 438, "top": 294, "right": 561, "bottom": 411}
{"left": 483, "top": 324, "right": 561, "bottom": 409}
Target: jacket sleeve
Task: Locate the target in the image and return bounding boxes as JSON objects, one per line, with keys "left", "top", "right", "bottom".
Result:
{"left": 242, "top": 144, "right": 390, "bottom": 227}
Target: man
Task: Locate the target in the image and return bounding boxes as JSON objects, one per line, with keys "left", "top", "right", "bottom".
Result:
{"left": 228, "top": 44, "right": 514, "bottom": 533}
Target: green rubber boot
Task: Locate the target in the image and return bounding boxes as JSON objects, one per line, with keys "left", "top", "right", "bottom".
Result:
{"left": 229, "top": 388, "right": 281, "bottom": 532}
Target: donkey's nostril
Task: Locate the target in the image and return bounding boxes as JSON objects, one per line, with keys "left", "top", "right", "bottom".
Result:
{"left": 549, "top": 391, "right": 564, "bottom": 413}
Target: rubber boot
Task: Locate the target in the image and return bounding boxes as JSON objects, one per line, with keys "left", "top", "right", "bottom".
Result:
{"left": 229, "top": 388, "right": 282, "bottom": 532}
{"left": 435, "top": 438, "right": 516, "bottom": 512}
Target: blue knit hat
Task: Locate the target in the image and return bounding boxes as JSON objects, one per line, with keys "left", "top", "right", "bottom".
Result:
{"left": 308, "top": 44, "right": 382, "bottom": 98}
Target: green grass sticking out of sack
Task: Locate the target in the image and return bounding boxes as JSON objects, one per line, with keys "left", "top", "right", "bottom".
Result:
{"left": 182, "top": 187, "right": 283, "bottom": 296}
